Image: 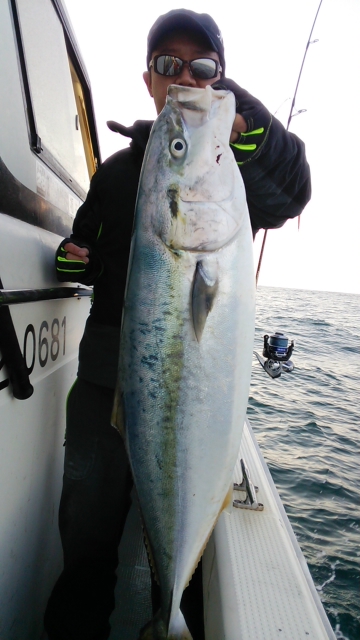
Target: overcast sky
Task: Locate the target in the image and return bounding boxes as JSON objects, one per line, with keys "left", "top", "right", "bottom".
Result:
{"left": 64, "top": 0, "right": 360, "bottom": 295}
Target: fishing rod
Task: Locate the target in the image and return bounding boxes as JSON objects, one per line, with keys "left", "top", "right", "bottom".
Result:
{"left": 255, "top": 0, "right": 323, "bottom": 286}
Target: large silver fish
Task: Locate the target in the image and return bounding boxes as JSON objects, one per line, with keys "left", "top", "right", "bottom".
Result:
{"left": 112, "top": 85, "right": 255, "bottom": 639}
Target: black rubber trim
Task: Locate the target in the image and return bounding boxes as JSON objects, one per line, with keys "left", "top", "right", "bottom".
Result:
{"left": 0, "top": 277, "right": 33, "bottom": 399}
{"left": 9, "top": 0, "right": 39, "bottom": 152}
{"left": 0, "top": 286, "right": 92, "bottom": 307}
{"left": 0, "top": 157, "right": 73, "bottom": 236}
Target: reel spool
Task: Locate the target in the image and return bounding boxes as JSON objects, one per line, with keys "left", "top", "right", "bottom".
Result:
{"left": 263, "top": 332, "right": 294, "bottom": 363}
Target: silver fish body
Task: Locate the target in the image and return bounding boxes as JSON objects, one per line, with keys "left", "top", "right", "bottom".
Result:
{"left": 112, "top": 85, "right": 255, "bottom": 638}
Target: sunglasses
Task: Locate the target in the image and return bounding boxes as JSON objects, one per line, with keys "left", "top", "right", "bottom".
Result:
{"left": 150, "top": 55, "right": 222, "bottom": 80}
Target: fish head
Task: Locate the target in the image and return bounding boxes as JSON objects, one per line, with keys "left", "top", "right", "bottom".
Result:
{"left": 140, "top": 85, "right": 248, "bottom": 253}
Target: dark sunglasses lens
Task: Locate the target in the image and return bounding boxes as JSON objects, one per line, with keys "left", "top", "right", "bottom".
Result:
{"left": 190, "top": 58, "right": 218, "bottom": 79}
{"left": 155, "top": 55, "right": 182, "bottom": 76}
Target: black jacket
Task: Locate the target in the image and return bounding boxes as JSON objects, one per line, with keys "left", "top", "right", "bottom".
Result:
{"left": 56, "top": 87, "right": 311, "bottom": 387}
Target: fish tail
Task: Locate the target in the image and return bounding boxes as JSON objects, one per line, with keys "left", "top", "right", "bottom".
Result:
{"left": 138, "top": 608, "right": 193, "bottom": 639}
{"left": 168, "top": 609, "right": 193, "bottom": 639}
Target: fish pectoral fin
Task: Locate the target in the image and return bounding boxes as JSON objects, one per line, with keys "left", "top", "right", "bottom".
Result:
{"left": 191, "top": 260, "right": 218, "bottom": 342}
{"left": 111, "top": 386, "right": 126, "bottom": 438}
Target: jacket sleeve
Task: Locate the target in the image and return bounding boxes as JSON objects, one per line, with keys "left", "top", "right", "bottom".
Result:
{"left": 237, "top": 116, "right": 311, "bottom": 236}
{"left": 214, "top": 78, "right": 312, "bottom": 235}
{"left": 55, "top": 171, "right": 104, "bottom": 285}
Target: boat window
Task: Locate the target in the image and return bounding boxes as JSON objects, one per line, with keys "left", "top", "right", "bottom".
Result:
{"left": 15, "top": 0, "right": 93, "bottom": 194}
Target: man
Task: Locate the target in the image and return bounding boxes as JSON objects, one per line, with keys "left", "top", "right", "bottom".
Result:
{"left": 44, "top": 9, "right": 311, "bottom": 640}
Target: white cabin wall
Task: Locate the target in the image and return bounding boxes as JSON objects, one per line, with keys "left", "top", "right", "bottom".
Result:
{"left": 0, "top": 0, "right": 35, "bottom": 191}
{"left": 0, "top": 1, "right": 95, "bottom": 636}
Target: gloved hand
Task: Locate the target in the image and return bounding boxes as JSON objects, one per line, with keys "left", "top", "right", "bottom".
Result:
{"left": 55, "top": 238, "right": 102, "bottom": 284}
{"left": 212, "top": 78, "right": 272, "bottom": 164}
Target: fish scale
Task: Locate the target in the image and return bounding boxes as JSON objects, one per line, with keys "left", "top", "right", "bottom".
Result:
{"left": 112, "top": 84, "right": 255, "bottom": 638}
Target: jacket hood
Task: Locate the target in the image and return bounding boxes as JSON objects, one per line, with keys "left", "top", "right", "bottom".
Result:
{"left": 107, "top": 120, "right": 153, "bottom": 152}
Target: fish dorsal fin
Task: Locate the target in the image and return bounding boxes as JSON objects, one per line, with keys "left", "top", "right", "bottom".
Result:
{"left": 111, "top": 386, "right": 126, "bottom": 438}
{"left": 133, "top": 493, "right": 160, "bottom": 587}
{"left": 191, "top": 260, "right": 218, "bottom": 342}
{"left": 142, "top": 522, "right": 160, "bottom": 586}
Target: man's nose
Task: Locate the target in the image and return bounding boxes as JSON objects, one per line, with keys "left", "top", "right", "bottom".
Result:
{"left": 174, "top": 63, "right": 197, "bottom": 87}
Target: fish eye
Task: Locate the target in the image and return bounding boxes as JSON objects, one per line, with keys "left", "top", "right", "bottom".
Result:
{"left": 170, "top": 138, "right": 186, "bottom": 158}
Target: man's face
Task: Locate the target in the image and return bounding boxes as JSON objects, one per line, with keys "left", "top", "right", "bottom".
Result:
{"left": 143, "top": 30, "right": 221, "bottom": 115}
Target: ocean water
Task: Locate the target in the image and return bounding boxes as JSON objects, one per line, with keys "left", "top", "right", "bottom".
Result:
{"left": 248, "top": 286, "right": 360, "bottom": 640}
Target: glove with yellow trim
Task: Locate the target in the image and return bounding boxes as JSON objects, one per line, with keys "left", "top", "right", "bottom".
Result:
{"left": 212, "top": 78, "right": 272, "bottom": 165}
{"left": 55, "top": 238, "right": 103, "bottom": 285}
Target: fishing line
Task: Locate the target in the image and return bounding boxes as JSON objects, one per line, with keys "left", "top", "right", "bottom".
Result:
{"left": 255, "top": 0, "right": 323, "bottom": 286}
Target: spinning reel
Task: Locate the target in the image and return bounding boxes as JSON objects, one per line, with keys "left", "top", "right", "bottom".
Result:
{"left": 254, "top": 332, "right": 294, "bottom": 379}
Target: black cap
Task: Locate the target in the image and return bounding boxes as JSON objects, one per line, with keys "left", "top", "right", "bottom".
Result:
{"left": 147, "top": 9, "right": 225, "bottom": 75}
